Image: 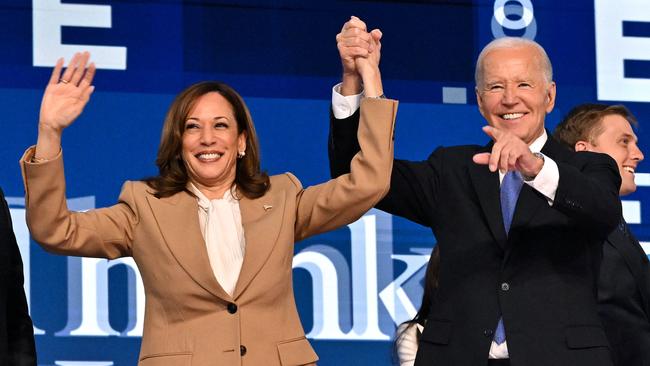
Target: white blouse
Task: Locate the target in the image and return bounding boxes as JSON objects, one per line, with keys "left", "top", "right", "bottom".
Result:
{"left": 396, "top": 322, "right": 424, "bottom": 366}
{"left": 189, "top": 184, "right": 246, "bottom": 297}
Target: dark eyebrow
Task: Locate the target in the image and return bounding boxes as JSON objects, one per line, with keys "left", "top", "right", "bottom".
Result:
{"left": 185, "top": 116, "right": 231, "bottom": 122}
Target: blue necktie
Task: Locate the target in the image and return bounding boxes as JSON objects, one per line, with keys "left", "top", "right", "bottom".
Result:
{"left": 500, "top": 171, "right": 523, "bottom": 235}
{"left": 494, "top": 171, "right": 523, "bottom": 345}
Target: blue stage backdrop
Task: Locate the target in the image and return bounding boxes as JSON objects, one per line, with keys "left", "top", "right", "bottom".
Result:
{"left": 2, "top": 1, "right": 650, "bottom": 365}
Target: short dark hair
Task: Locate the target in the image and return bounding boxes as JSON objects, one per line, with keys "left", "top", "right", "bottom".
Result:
{"left": 145, "top": 81, "right": 270, "bottom": 199}
{"left": 553, "top": 103, "right": 638, "bottom": 149}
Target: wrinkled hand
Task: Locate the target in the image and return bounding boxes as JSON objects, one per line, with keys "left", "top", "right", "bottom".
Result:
{"left": 473, "top": 126, "right": 544, "bottom": 177}
{"left": 39, "top": 52, "right": 96, "bottom": 133}
{"left": 336, "top": 16, "right": 374, "bottom": 78}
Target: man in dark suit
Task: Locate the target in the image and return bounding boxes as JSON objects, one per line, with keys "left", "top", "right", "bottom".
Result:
{"left": 554, "top": 103, "right": 649, "bottom": 366}
{"left": 329, "top": 18, "right": 621, "bottom": 366}
{"left": 0, "top": 187, "right": 36, "bottom": 365}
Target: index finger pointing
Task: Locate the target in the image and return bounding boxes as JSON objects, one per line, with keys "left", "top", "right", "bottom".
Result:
{"left": 482, "top": 125, "right": 502, "bottom": 141}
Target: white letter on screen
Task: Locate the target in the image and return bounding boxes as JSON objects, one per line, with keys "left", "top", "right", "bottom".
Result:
{"left": 595, "top": 0, "right": 650, "bottom": 102}
{"left": 33, "top": 0, "right": 127, "bottom": 70}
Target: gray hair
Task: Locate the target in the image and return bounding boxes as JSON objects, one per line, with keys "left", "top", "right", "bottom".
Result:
{"left": 474, "top": 37, "right": 553, "bottom": 88}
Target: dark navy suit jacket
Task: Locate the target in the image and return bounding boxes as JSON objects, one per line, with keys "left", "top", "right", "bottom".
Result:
{"left": 329, "top": 109, "right": 622, "bottom": 366}
{"left": 598, "top": 222, "right": 650, "bottom": 366}
{"left": 0, "top": 188, "right": 36, "bottom": 366}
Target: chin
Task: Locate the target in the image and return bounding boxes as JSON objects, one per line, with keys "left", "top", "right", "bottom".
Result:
{"left": 620, "top": 184, "right": 637, "bottom": 196}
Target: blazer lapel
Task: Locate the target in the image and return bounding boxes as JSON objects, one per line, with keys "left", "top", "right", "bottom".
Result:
{"left": 608, "top": 225, "right": 650, "bottom": 316}
{"left": 508, "top": 185, "right": 545, "bottom": 237}
{"left": 233, "top": 189, "right": 287, "bottom": 300}
{"left": 506, "top": 136, "right": 567, "bottom": 256}
{"left": 145, "top": 191, "right": 231, "bottom": 301}
{"left": 504, "top": 184, "right": 546, "bottom": 265}
{"left": 469, "top": 143, "right": 507, "bottom": 249}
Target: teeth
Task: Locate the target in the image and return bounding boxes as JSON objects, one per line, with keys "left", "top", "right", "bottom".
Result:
{"left": 623, "top": 166, "right": 635, "bottom": 174}
{"left": 197, "top": 153, "right": 222, "bottom": 160}
{"left": 502, "top": 113, "right": 524, "bottom": 120}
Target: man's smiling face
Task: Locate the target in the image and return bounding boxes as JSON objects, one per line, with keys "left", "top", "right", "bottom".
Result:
{"left": 476, "top": 45, "right": 556, "bottom": 145}
{"left": 583, "top": 114, "right": 644, "bottom": 196}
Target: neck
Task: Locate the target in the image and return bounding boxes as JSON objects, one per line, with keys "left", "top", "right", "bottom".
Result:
{"left": 192, "top": 181, "right": 234, "bottom": 200}
{"left": 526, "top": 128, "right": 546, "bottom": 147}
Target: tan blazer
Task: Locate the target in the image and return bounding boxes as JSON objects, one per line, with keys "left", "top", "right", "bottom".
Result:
{"left": 20, "top": 98, "right": 397, "bottom": 366}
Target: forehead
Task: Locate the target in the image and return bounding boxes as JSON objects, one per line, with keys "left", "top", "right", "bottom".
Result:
{"left": 597, "top": 114, "right": 636, "bottom": 139}
{"left": 481, "top": 46, "right": 545, "bottom": 82}
{"left": 188, "top": 92, "right": 235, "bottom": 116}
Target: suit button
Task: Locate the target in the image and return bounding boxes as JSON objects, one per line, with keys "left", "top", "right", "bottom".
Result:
{"left": 483, "top": 329, "right": 494, "bottom": 337}
{"left": 501, "top": 282, "right": 510, "bottom": 291}
{"left": 227, "top": 303, "right": 237, "bottom": 314}
{"left": 240, "top": 345, "right": 247, "bottom": 356}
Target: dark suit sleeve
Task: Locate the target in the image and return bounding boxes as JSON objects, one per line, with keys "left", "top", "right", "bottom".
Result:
{"left": 328, "top": 108, "right": 361, "bottom": 178}
{"left": 0, "top": 190, "right": 37, "bottom": 366}
{"left": 329, "top": 107, "right": 439, "bottom": 226}
{"left": 553, "top": 151, "right": 622, "bottom": 236}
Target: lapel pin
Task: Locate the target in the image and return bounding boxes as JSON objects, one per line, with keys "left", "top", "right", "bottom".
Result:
{"left": 263, "top": 204, "right": 273, "bottom": 211}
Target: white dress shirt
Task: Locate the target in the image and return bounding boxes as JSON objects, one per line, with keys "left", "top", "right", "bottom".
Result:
{"left": 189, "top": 184, "right": 246, "bottom": 297}
{"left": 332, "top": 83, "right": 561, "bottom": 359}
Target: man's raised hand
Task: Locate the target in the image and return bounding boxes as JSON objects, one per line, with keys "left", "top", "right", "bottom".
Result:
{"left": 473, "top": 126, "right": 544, "bottom": 178}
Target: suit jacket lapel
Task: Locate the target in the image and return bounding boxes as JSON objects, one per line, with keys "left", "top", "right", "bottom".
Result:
{"left": 469, "top": 143, "right": 507, "bottom": 249}
{"left": 506, "top": 136, "right": 568, "bottom": 253}
{"left": 508, "top": 185, "right": 545, "bottom": 240}
{"left": 508, "top": 136, "right": 570, "bottom": 236}
{"left": 145, "top": 191, "right": 231, "bottom": 301}
{"left": 608, "top": 224, "right": 650, "bottom": 316}
{"left": 234, "top": 189, "right": 287, "bottom": 300}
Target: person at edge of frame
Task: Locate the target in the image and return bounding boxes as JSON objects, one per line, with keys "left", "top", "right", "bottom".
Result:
{"left": 554, "top": 103, "right": 649, "bottom": 366}
{"left": 0, "top": 187, "right": 36, "bottom": 366}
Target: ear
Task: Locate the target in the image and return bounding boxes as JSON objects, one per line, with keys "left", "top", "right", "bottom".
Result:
{"left": 545, "top": 81, "right": 556, "bottom": 114}
{"left": 238, "top": 131, "right": 247, "bottom": 154}
{"left": 574, "top": 140, "right": 589, "bottom": 152}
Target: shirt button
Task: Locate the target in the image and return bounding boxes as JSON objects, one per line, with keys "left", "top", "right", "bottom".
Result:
{"left": 227, "top": 303, "right": 238, "bottom": 314}
{"left": 240, "top": 345, "right": 247, "bottom": 356}
{"left": 501, "top": 282, "right": 510, "bottom": 291}
{"left": 483, "top": 329, "right": 494, "bottom": 337}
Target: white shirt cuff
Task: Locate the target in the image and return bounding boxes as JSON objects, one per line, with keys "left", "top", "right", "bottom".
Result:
{"left": 523, "top": 153, "right": 559, "bottom": 204}
{"left": 332, "top": 82, "right": 363, "bottom": 119}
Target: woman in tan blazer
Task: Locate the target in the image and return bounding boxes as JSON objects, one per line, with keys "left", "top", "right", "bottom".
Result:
{"left": 20, "top": 31, "right": 395, "bottom": 366}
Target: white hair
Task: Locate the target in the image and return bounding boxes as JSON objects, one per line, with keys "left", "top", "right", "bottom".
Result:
{"left": 474, "top": 37, "right": 553, "bottom": 87}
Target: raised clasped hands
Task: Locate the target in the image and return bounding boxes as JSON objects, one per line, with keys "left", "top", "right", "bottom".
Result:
{"left": 39, "top": 52, "right": 96, "bottom": 133}
{"left": 472, "top": 126, "right": 544, "bottom": 178}
{"left": 336, "top": 16, "right": 383, "bottom": 97}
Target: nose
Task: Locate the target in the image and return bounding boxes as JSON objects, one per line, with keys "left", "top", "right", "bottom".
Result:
{"left": 199, "top": 126, "right": 216, "bottom": 145}
{"left": 501, "top": 84, "right": 518, "bottom": 106}
{"left": 631, "top": 142, "right": 644, "bottom": 162}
